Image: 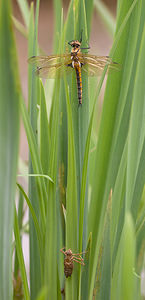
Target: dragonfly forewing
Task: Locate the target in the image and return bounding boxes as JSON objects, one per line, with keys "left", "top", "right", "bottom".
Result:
{"left": 80, "top": 54, "right": 119, "bottom": 77}
{"left": 28, "top": 54, "right": 72, "bottom": 78}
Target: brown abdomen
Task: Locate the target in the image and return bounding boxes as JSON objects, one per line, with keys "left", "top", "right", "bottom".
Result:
{"left": 64, "top": 258, "right": 74, "bottom": 278}
{"left": 75, "top": 66, "right": 82, "bottom": 105}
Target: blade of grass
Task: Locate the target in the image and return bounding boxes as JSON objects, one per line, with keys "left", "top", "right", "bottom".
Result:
{"left": 16, "top": 0, "right": 30, "bottom": 28}
{"left": 44, "top": 79, "right": 60, "bottom": 299}
{"left": 81, "top": 233, "right": 92, "bottom": 300}
{"left": 16, "top": 183, "right": 44, "bottom": 276}
{"left": 78, "top": 67, "right": 107, "bottom": 299}
{"left": 68, "top": 0, "right": 91, "bottom": 253}
{"left": 111, "top": 140, "right": 127, "bottom": 250}
{"left": 112, "top": 213, "right": 136, "bottom": 300}
{"left": 35, "top": 287, "right": 48, "bottom": 300}
{"left": 110, "top": 0, "right": 138, "bottom": 58}
{"left": 27, "top": 1, "right": 42, "bottom": 298}
{"left": 20, "top": 97, "right": 46, "bottom": 228}
{"left": 136, "top": 192, "right": 145, "bottom": 276}
{"left": 131, "top": 139, "right": 145, "bottom": 219}
{"left": 18, "top": 173, "right": 53, "bottom": 182}
{"left": 53, "top": 8, "right": 74, "bottom": 290}
{"left": 64, "top": 74, "right": 78, "bottom": 300}
{"left": 127, "top": 17, "right": 145, "bottom": 212}
{"left": 14, "top": 206, "right": 30, "bottom": 300}
{"left": 40, "top": 81, "right": 50, "bottom": 179}
{"left": 85, "top": 0, "right": 93, "bottom": 38}
{"left": 12, "top": 16, "right": 28, "bottom": 38}
{"left": 77, "top": 0, "right": 90, "bottom": 249}
{"left": 55, "top": 1, "right": 74, "bottom": 221}
{"left": 88, "top": 0, "right": 140, "bottom": 298}
{"left": 14, "top": 190, "right": 24, "bottom": 278}
{"left": 94, "top": 191, "right": 112, "bottom": 300}
{"left": 53, "top": 0, "right": 62, "bottom": 53}
{"left": 0, "top": 0, "right": 20, "bottom": 298}
{"left": 94, "top": 0, "right": 116, "bottom": 37}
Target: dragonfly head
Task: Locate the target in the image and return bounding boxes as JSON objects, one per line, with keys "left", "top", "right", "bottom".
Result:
{"left": 68, "top": 40, "right": 81, "bottom": 54}
{"left": 68, "top": 40, "right": 81, "bottom": 48}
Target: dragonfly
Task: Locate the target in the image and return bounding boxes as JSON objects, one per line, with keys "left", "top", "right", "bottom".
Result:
{"left": 28, "top": 36, "right": 118, "bottom": 105}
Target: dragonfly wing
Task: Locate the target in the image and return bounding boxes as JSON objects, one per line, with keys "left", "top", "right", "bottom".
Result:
{"left": 82, "top": 64, "right": 104, "bottom": 76}
{"left": 79, "top": 54, "right": 119, "bottom": 77}
{"left": 28, "top": 54, "right": 71, "bottom": 66}
{"left": 28, "top": 54, "right": 73, "bottom": 78}
{"left": 36, "top": 64, "right": 73, "bottom": 78}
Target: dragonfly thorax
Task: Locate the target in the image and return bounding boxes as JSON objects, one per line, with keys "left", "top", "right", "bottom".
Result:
{"left": 71, "top": 53, "right": 82, "bottom": 68}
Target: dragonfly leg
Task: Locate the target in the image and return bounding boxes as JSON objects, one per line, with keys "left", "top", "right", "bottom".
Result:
{"left": 73, "top": 258, "right": 85, "bottom": 265}
{"left": 60, "top": 247, "right": 66, "bottom": 254}
{"left": 72, "top": 256, "right": 84, "bottom": 262}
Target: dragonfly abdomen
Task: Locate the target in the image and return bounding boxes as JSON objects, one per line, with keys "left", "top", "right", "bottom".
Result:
{"left": 75, "top": 66, "right": 82, "bottom": 105}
